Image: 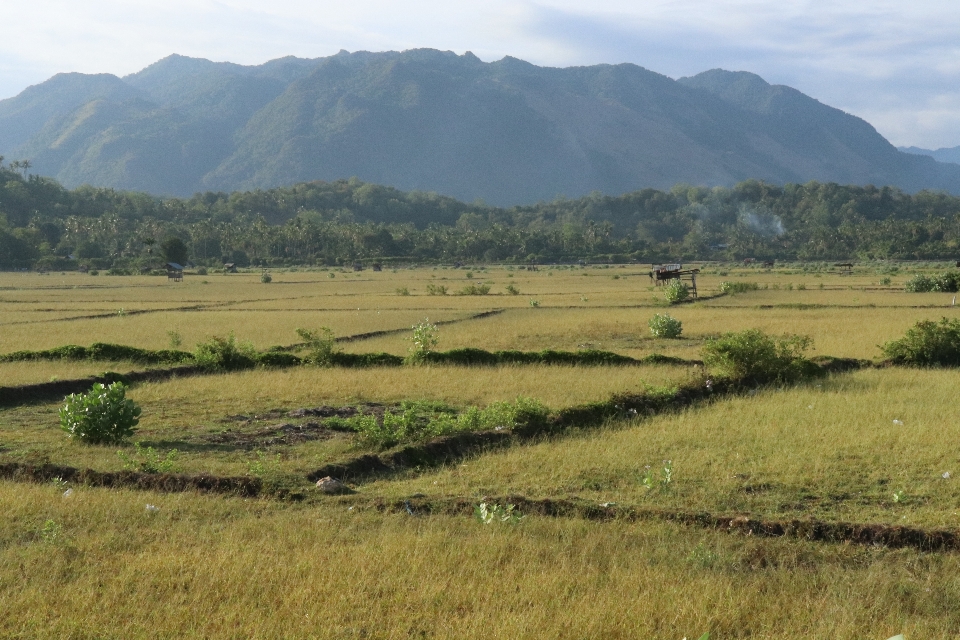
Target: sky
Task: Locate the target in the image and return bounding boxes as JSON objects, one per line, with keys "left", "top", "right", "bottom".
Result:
{"left": 1, "top": 0, "right": 958, "bottom": 149}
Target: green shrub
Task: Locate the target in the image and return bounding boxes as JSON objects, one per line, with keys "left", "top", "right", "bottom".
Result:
{"left": 648, "top": 313, "right": 683, "bottom": 338}
{"left": 296, "top": 327, "right": 340, "bottom": 366}
{"left": 505, "top": 284, "right": 520, "bottom": 295}
{"left": 59, "top": 382, "right": 141, "bottom": 444}
{"left": 718, "top": 281, "right": 760, "bottom": 295}
{"left": 931, "top": 272, "right": 960, "bottom": 292}
{"left": 426, "top": 284, "right": 448, "bottom": 296}
{"left": 905, "top": 272, "right": 959, "bottom": 292}
{"left": 456, "top": 283, "right": 491, "bottom": 295}
{"left": 663, "top": 279, "right": 690, "bottom": 303}
{"left": 395, "top": 286, "right": 410, "bottom": 296}
{"left": 260, "top": 272, "right": 272, "bottom": 283}
{"left": 193, "top": 333, "right": 257, "bottom": 371}
{"left": 905, "top": 274, "right": 934, "bottom": 292}
{"left": 881, "top": 317, "right": 960, "bottom": 366}
{"left": 702, "top": 329, "right": 815, "bottom": 384}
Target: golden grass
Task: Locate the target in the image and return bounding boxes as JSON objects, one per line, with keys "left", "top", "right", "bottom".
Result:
{"left": 3, "top": 265, "right": 960, "bottom": 635}
{"left": 0, "top": 482, "right": 956, "bottom": 639}
{"left": 0, "top": 308, "right": 478, "bottom": 353}
{"left": 0, "top": 364, "right": 696, "bottom": 475}
{"left": 350, "top": 304, "right": 960, "bottom": 360}
{"left": 381, "top": 368, "right": 960, "bottom": 527}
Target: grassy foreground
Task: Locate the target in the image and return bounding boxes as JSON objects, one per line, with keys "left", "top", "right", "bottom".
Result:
{"left": 1, "top": 482, "right": 956, "bottom": 639}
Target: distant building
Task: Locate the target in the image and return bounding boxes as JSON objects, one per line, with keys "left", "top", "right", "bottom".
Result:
{"left": 166, "top": 262, "right": 184, "bottom": 282}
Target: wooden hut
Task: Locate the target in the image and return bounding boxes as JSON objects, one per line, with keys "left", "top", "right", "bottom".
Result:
{"left": 166, "top": 262, "right": 184, "bottom": 282}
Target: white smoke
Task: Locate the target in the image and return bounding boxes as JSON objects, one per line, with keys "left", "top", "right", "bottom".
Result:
{"left": 738, "top": 204, "right": 785, "bottom": 237}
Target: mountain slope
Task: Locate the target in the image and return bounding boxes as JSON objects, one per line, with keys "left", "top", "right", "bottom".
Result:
{"left": 1, "top": 50, "right": 959, "bottom": 204}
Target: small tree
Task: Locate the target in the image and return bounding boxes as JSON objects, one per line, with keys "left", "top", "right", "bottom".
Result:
{"left": 60, "top": 382, "right": 141, "bottom": 444}
{"left": 407, "top": 319, "right": 439, "bottom": 363}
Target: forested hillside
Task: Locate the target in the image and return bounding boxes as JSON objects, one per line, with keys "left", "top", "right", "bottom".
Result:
{"left": 2, "top": 50, "right": 960, "bottom": 204}
{"left": 2, "top": 162, "right": 959, "bottom": 269}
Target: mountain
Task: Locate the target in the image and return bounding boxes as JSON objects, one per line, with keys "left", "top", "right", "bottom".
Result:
{"left": 2, "top": 50, "right": 960, "bottom": 204}
{"left": 899, "top": 145, "right": 960, "bottom": 165}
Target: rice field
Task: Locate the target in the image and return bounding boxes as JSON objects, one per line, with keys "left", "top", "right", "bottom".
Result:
{"left": 0, "top": 262, "right": 958, "bottom": 638}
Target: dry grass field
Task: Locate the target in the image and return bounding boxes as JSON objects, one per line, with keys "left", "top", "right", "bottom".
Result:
{"left": 1, "top": 262, "right": 959, "bottom": 638}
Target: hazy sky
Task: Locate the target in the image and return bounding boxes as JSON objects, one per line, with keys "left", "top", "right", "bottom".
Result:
{"left": 2, "top": 1, "right": 958, "bottom": 148}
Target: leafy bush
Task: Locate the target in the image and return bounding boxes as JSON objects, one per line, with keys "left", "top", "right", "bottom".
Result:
{"left": 395, "top": 286, "right": 410, "bottom": 296}
{"left": 193, "top": 333, "right": 257, "bottom": 371}
{"left": 701, "top": 329, "right": 815, "bottom": 384}
{"left": 505, "top": 284, "right": 520, "bottom": 295}
{"left": 407, "top": 319, "right": 439, "bottom": 364}
{"left": 718, "top": 281, "right": 760, "bottom": 295}
{"left": 905, "top": 274, "right": 933, "bottom": 292}
{"left": 196, "top": 267, "right": 208, "bottom": 276}
{"left": 59, "top": 382, "right": 141, "bottom": 444}
{"left": 663, "top": 279, "right": 690, "bottom": 303}
{"left": 881, "top": 317, "right": 960, "bottom": 366}
{"left": 296, "top": 327, "right": 340, "bottom": 366}
{"left": 648, "top": 313, "right": 683, "bottom": 338}
{"left": 905, "top": 271, "right": 960, "bottom": 292}
{"left": 456, "top": 283, "right": 490, "bottom": 295}
{"left": 260, "top": 272, "right": 272, "bottom": 283}
{"left": 425, "top": 284, "right": 448, "bottom": 296}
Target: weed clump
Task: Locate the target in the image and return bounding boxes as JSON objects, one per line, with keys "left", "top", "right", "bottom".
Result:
{"left": 881, "top": 317, "right": 960, "bottom": 366}
{"left": 336, "top": 397, "right": 549, "bottom": 449}
{"left": 702, "top": 329, "right": 816, "bottom": 385}
{"left": 59, "top": 382, "right": 141, "bottom": 444}
{"left": 648, "top": 313, "right": 683, "bottom": 338}
{"left": 117, "top": 442, "right": 179, "bottom": 473}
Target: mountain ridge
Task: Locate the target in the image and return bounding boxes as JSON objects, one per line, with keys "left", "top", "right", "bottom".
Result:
{"left": 1, "top": 50, "right": 958, "bottom": 205}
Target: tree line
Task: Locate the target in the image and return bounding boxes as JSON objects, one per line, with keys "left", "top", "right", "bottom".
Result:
{"left": 1, "top": 158, "right": 960, "bottom": 269}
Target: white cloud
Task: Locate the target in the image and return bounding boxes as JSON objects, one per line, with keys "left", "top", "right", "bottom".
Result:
{"left": 1, "top": 0, "right": 958, "bottom": 147}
